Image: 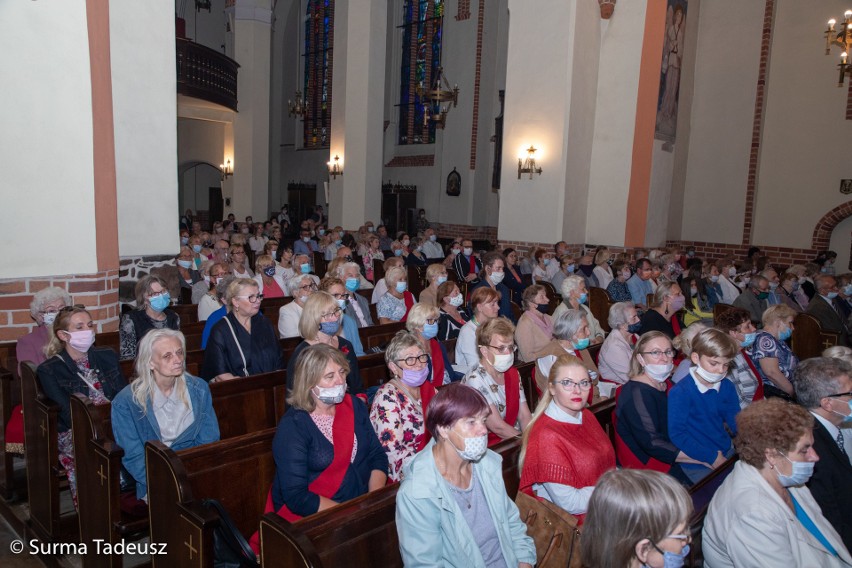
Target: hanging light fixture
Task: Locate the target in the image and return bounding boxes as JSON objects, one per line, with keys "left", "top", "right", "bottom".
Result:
{"left": 824, "top": 10, "right": 852, "bottom": 86}
{"left": 419, "top": 66, "right": 459, "bottom": 129}
{"left": 517, "top": 146, "right": 542, "bottom": 180}
{"left": 288, "top": 90, "right": 308, "bottom": 118}
{"left": 220, "top": 159, "right": 232, "bottom": 180}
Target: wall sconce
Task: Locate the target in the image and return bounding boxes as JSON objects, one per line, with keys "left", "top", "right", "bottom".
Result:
{"left": 824, "top": 11, "right": 852, "bottom": 86}
{"left": 517, "top": 146, "right": 542, "bottom": 180}
{"left": 328, "top": 155, "right": 343, "bottom": 179}
{"left": 288, "top": 90, "right": 308, "bottom": 118}
{"left": 220, "top": 159, "right": 232, "bottom": 180}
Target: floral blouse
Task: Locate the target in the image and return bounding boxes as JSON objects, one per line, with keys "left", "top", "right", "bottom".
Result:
{"left": 369, "top": 381, "right": 425, "bottom": 482}
{"left": 377, "top": 293, "right": 408, "bottom": 322}
{"left": 749, "top": 331, "right": 799, "bottom": 388}
{"left": 461, "top": 365, "right": 527, "bottom": 428}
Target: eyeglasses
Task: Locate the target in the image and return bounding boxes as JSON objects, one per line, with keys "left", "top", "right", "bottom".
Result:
{"left": 640, "top": 349, "right": 676, "bottom": 358}
{"left": 486, "top": 344, "right": 517, "bottom": 355}
{"left": 236, "top": 294, "right": 264, "bottom": 303}
{"left": 320, "top": 307, "right": 343, "bottom": 320}
{"left": 332, "top": 293, "right": 350, "bottom": 301}
{"left": 425, "top": 318, "right": 439, "bottom": 325}
{"left": 395, "top": 354, "right": 430, "bottom": 366}
{"left": 828, "top": 392, "right": 852, "bottom": 398}
{"left": 299, "top": 283, "right": 319, "bottom": 292}
{"left": 552, "top": 378, "right": 592, "bottom": 391}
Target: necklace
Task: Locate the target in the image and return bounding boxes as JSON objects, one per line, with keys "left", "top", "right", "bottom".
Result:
{"left": 447, "top": 469, "right": 474, "bottom": 509}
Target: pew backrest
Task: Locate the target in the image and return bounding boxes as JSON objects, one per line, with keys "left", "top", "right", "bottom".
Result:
{"left": 588, "top": 287, "right": 614, "bottom": 333}
{"left": 791, "top": 312, "right": 839, "bottom": 360}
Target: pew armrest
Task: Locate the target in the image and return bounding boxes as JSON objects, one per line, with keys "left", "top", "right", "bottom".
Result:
{"left": 259, "top": 512, "right": 324, "bottom": 568}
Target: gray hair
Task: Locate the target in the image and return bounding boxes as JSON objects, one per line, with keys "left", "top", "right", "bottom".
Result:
{"left": 824, "top": 345, "right": 852, "bottom": 366}
{"left": 559, "top": 275, "right": 585, "bottom": 298}
{"left": 216, "top": 275, "right": 237, "bottom": 301}
{"left": 336, "top": 261, "right": 362, "bottom": 279}
{"left": 607, "top": 301, "right": 635, "bottom": 330}
{"left": 30, "top": 286, "right": 72, "bottom": 318}
{"left": 131, "top": 329, "right": 189, "bottom": 415}
{"left": 385, "top": 331, "right": 425, "bottom": 369}
{"left": 553, "top": 309, "right": 587, "bottom": 340}
{"left": 794, "top": 357, "right": 852, "bottom": 409}
{"left": 286, "top": 274, "right": 320, "bottom": 296}
{"left": 748, "top": 276, "right": 768, "bottom": 291}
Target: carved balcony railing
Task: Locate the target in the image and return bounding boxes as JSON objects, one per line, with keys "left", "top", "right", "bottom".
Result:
{"left": 176, "top": 38, "right": 239, "bottom": 111}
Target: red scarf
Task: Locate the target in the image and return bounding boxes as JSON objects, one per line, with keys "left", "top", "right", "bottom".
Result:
{"left": 417, "top": 380, "right": 437, "bottom": 452}
{"left": 429, "top": 339, "right": 445, "bottom": 387}
{"left": 488, "top": 367, "right": 520, "bottom": 446}
{"left": 400, "top": 291, "right": 416, "bottom": 322}
{"left": 250, "top": 395, "right": 356, "bottom": 552}
{"left": 469, "top": 255, "right": 477, "bottom": 276}
{"left": 671, "top": 314, "right": 682, "bottom": 336}
{"left": 741, "top": 349, "right": 765, "bottom": 401}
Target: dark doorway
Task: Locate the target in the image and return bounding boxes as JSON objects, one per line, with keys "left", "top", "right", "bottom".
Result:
{"left": 208, "top": 187, "right": 223, "bottom": 227}
{"left": 287, "top": 182, "right": 317, "bottom": 229}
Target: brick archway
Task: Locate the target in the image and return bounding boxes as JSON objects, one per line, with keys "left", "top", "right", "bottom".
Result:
{"left": 812, "top": 200, "right": 852, "bottom": 251}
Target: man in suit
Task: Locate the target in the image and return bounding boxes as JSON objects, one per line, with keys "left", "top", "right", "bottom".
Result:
{"left": 452, "top": 239, "right": 481, "bottom": 285}
{"left": 795, "top": 357, "right": 852, "bottom": 552}
{"left": 807, "top": 274, "right": 851, "bottom": 347}
{"left": 732, "top": 276, "right": 770, "bottom": 327}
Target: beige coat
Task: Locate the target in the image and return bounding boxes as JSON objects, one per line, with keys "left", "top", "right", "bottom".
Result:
{"left": 515, "top": 311, "right": 553, "bottom": 362}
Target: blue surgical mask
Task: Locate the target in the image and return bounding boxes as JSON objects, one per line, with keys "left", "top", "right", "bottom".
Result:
{"left": 844, "top": 285, "right": 852, "bottom": 296}
{"left": 436, "top": 276, "right": 448, "bottom": 286}
{"left": 319, "top": 320, "right": 340, "bottom": 336}
{"left": 566, "top": 264, "right": 576, "bottom": 274}
{"left": 180, "top": 237, "right": 189, "bottom": 246}
{"left": 740, "top": 332, "right": 757, "bottom": 349}
{"left": 394, "top": 249, "right": 403, "bottom": 257}
{"left": 335, "top": 239, "right": 342, "bottom": 245}
{"left": 830, "top": 399, "right": 852, "bottom": 423}
{"left": 301, "top": 263, "right": 311, "bottom": 274}
{"left": 779, "top": 327, "right": 792, "bottom": 341}
{"left": 345, "top": 277, "right": 360, "bottom": 292}
{"left": 645, "top": 544, "right": 690, "bottom": 568}
{"left": 776, "top": 454, "right": 815, "bottom": 487}
{"left": 572, "top": 337, "right": 590, "bottom": 350}
{"left": 578, "top": 293, "right": 588, "bottom": 304}
{"left": 827, "top": 291, "right": 839, "bottom": 300}
{"left": 149, "top": 293, "right": 170, "bottom": 312}
{"left": 177, "top": 259, "right": 193, "bottom": 269}
{"left": 192, "top": 244, "right": 202, "bottom": 253}
{"left": 336, "top": 298, "right": 348, "bottom": 310}
{"left": 422, "top": 322, "right": 439, "bottom": 339}
{"left": 396, "top": 281, "right": 408, "bottom": 293}
{"left": 263, "top": 267, "right": 276, "bottom": 277}
{"left": 627, "top": 321, "right": 643, "bottom": 334}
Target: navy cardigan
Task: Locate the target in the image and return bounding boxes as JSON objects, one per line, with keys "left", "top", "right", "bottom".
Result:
{"left": 202, "top": 311, "right": 284, "bottom": 380}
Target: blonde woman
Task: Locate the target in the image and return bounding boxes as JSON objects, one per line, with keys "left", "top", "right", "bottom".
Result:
{"left": 111, "top": 329, "right": 219, "bottom": 500}
{"left": 519, "top": 354, "right": 616, "bottom": 520}
{"left": 406, "top": 303, "right": 460, "bottom": 387}
{"left": 593, "top": 248, "right": 615, "bottom": 290}
{"left": 419, "top": 263, "right": 448, "bottom": 307}
{"left": 377, "top": 265, "right": 416, "bottom": 324}
{"left": 253, "top": 254, "right": 287, "bottom": 299}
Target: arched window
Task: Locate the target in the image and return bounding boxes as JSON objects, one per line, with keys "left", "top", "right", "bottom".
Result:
{"left": 398, "top": 0, "right": 444, "bottom": 145}
{"left": 303, "top": 0, "right": 334, "bottom": 148}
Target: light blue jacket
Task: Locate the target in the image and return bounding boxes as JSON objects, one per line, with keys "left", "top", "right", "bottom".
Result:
{"left": 111, "top": 374, "right": 220, "bottom": 499}
{"left": 395, "top": 440, "right": 536, "bottom": 568}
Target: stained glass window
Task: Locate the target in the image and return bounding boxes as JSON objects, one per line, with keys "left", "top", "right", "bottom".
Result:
{"left": 302, "top": 0, "right": 334, "bottom": 148}
{"left": 398, "top": 0, "right": 444, "bottom": 145}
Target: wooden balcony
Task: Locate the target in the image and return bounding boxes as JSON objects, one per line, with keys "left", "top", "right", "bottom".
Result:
{"left": 176, "top": 38, "right": 239, "bottom": 112}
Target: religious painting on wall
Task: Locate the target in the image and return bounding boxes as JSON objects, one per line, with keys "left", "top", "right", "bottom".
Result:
{"left": 655, "top": 0, "right": 687, "bottom": 147}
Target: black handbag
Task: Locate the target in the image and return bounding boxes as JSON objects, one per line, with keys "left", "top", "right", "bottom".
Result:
{"left": 201, "top": 498, "right": 260, "bottom": 568}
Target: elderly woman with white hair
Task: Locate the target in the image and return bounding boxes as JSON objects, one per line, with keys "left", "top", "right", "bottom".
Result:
{"left": 18, "top": 286, "right": 72, "bottom": 372}
{"left": 553, "top": 275, "right": 605, "bottom": 344}
{"left": 278, "top": 274, "right": 320, "bottom": 338}
{"left": 418, "top": 263, "right": 449, "bottom": 307}
{"left": 535, "top": 309, "right": 600, "bottom": 396}
{"left": 377, "top": 266, "right": 416, "bottom": 324}
{"left": 406, "top": 304, "right": 462, "bottom": 387}
{"left": 111, "top": 329, "right": 220, "bottom": 501}
{"left": 598, "top": 301, "right": 642, "bottom": 386}
{"left": 336, "top": 261, "right": 374, "bottom": 328}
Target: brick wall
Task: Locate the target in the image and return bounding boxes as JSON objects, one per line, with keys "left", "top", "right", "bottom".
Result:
{"left": 433, "top": 223, "right": 497, "bottom": 244}
{"left": 665, "top": 240, "right": 816, "bottom": 266}
{"left": 384, "top": 155, "right": 435, "bottom": 168}
{"left": 0, "top": 270, "right": 120, "bottom": 342}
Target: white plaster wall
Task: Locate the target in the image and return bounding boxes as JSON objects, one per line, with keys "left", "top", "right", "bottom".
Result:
{"left": 111, "top": 0, "right": 179, "bottom": 257}
{"left": 586, "top": 0, "right": 649, "bottom": 247}
{"left": 0, "top": 0, "right": 98, "bottom": 278}
{"left": 178, "top": 119, "right": 226, "bottom": 167}
{"left": 753, "top": 0, "right": 852, "bottom": 248}
{"left": 679, "top": 1, "right": 765, "bottom": 244}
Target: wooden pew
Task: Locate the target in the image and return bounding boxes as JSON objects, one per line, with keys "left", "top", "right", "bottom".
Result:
{"left": 71, "top": 369, "right": 289, "bottom": 567}
{"left": 791, "top": 312, "right": 840, "bottom": 360}
{"left": 588, "top": 287, "right": 614, "bottom": 333}
{"left": 257, "top": 437, "right": 523, "bottom": 568}
{"left": 20, "top": 361, "right": 78, "bottom": 542}
{"left": 0, "top": 340, "right": 22, "bottom": 500}
{"left": 359, "top": 321, "right": 406, "bottom": 351}
{"left": 712, "top": 302, "right": 736, "bottom": 325}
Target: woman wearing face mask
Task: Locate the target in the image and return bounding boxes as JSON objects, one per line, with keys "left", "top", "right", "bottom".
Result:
{"left": 250, "top": 344, "right": 387, "bottom": 553}
{"left": 582, "top": 469, "right": 694, "bottom": 568}
{"left": 598, "top": 302, "right": 642, "bottom": 385}
{"left": 681, "top": 274, "right": 714, "bottom": 327}
{"left": 437, "top": 281, "right": 470, "bottom": 341}
{"left": 455, "top": 287, "right": 501, "bottom": 373}
{"left": 419, "top": 264, "right": 449, "bottom": 307}
{"left": 285, "top": 291, "right": 363, "bottom": 395}
{"left": 531, "top": 248, "right": 550, "bottom": 285}
{"left": 278, "top": 274, "right": 320, "bottom": 339}
{"left": 667, "top": 329, "right": 741, "bottom": 484}
{"left": 715, "top": 308, "right": 765, "bottom": 409}
{"left": 816, "top": 250, "right": 838, "bottom": 276}
{"left": 614, "top": 332, "right": 705, "bottom": 486}
{"left": 470, "top": 251, "right": 515, "bottom": 322}
{"left": 175, "top": 246, "right": 202, "bottom": 292}
{"left": 197, "top": 262, "right": 231, "bottom": 321}
{"left": 202, "top": 278, "right": 283, "bottom": 383}
{"left": 406, "top": 304, "right": 462, "bottom": 387}
{"left": 318, "top": 277, "right": 364, "bottom": 357}
{"left": 187, "top": 235, "right": 205, "bottom": 270}
{"left": 535, "top": 309, "right": 600, "bottom": 396}
{"left": 370, "top": 332, "right": 434, "bottom": 482}
{"left": 605, "top": 260, "right": 634, "bottom": 303}
{"left": 703, "top": 399, "right": 852, "bottom": 568}
{"left": 395, "top": 383, "right": 536, "bottom": 568}
{"left": 462, "top": 317, "right": 532, "bottom": 444}
{"left": 638, "top": 281, "right": 685, "bottom": 339}
{"left": 362, "top": 235, "right": 384, "bottom": 283}
{"left": 228, "top": 244, "right": 254, "bottom": 278}
{"left": 404, "top": 236, "right": 428, "bottom": 267}
{"left": 715, "top": 259, "right": 743, "bottom": 305}
{"left": 553, "top": 275, "right": 606, "bottom": 344}
{"left": 593, "top": 249, "right": 615, "bottom": 290}
{"left": 377, "top": 266, "right": 416, "bottom": 324}
{"left": 749, "top": 304, "right": 799, "bottom": 400}
{"left": 501, "top": 248, "right": 526, "bottom": 305}
{"left": 248, "top": 224, "right": 268, "bottom": 256}
{"left": 777, "top": 271, "right": 806, "bottom": 312}
{"left": 119, "top": 275, "right": 181, "bottom": 360}
{"left": 515, "top": 285, "right": 554, "bottom": 362}
{"left": 37, "top": 305, "right": 127, "bottom": 506}
{"left": 253, "top": 254, "right": 286, "bottom": 299}
{"left": 520, "top": 354, "right": 615, "bottom": 520}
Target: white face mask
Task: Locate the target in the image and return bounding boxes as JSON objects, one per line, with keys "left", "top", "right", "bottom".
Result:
{"left": 449, "top": 294, "right": 464, "bottom": 307}
{"left": 42, "top": 312, "right": 58, "bottom": 326}
{"left": 313, "top": 384, "right": 346, "bottom": 405}
{"left": 448, "top": 429, "right": 488, "bottom": 462}
{"left": 639, "top": 356, "right": 673, "bottom": 382}
{"left": 490, "top": 352, "right": 514, "bottom": 373}
{"left": 695, "top": 365, "right": 727, "bottom": 384}
{"left": 463, "top": 247, "right": 473, "bottom": 256}
{"left": 490, "top": 271, "right": 505, "bottom": 284}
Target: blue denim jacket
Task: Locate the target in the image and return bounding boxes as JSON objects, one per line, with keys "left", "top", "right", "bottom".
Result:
{"left": 111, "top": 374, "right": 220, "bottom": 499}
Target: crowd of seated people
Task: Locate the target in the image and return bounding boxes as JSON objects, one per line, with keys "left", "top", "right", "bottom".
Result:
{"left": 13, "top": 212, "right": 852, "bottom": 566}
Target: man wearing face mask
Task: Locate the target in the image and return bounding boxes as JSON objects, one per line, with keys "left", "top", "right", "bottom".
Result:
{"left": 733, "top": 276, "right": 771, "bottom": 327}
{"left": 807, "top": 275, "right": 852, "bottom": 347}
{"left": 421, "top": 228, "right": 443, "bottom": 260}
{"left": 469, "top": 251, "right": 515, "bottom": 322}
{"left": 794, "top": 357, "right": 852, "bottom": 552}
{"left": 294, "top": 228, "right": 320, "bottom": 256}
{"left": 453, "top": 239, "right": 482, "bottom": 284}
